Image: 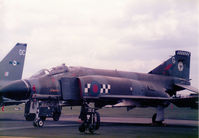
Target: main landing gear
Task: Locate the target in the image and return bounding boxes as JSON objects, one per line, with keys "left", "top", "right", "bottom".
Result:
{"left": 78, "top": 102, "right": 100, "bottom": 134}
{"left": 152, "top": 113, "right": 162, "bottom": 125}
{"left": 152, "top": 106, "right": 165, "bottom": 126}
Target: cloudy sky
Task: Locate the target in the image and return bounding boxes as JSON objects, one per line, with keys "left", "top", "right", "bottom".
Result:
{"left": 0, "top": 0, "right": 198, "bottom": 87}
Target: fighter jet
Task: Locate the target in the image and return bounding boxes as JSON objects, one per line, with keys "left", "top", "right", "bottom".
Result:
{"left": 0, "top": 50, "right": 198, "bottom": 133}
{"left": 0, "top": 43, "right": 27, "bottom": 107}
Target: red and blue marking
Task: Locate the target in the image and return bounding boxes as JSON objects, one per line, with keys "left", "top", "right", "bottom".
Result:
{"left": 89, "top": 81, "right": 101, "bottom": 96}
{"left": 84, "top": 81, "right": 111, "bottom": 97}
{"left": 84, "top": 81, "right": 101, "bottom": 96}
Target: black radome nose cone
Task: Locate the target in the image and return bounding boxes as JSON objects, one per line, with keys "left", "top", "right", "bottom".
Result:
{"left": 0, "top": 80, "right": 30, "bottom": 100}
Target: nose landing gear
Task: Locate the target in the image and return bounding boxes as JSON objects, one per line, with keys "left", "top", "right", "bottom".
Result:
{"left": 33, "top": 118, "right": 44, "bottom": 127}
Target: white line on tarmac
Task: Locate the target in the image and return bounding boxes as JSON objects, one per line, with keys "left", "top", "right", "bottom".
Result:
{"left": 0, "top": 124, "right": 78, "bottom": 131}
{"left": 60, "top": 117, "right": 198, "bottom": 126}
{"left": 0, "top": 117, "right": 197, "bottom": 131}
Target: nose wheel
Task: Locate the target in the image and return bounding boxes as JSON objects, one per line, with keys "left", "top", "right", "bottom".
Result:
{"left": 33, "top": 118, "right": 44, "bottom": 127}
{"left": 32, "top": 101, "right": 45, "bottom": 128}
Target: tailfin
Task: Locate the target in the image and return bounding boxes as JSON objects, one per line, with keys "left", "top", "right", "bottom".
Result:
{"left": 0, "top": 43, "right": 27, "bottom": 81}
{"left": 149, "top": 50, "right": 190, "bottom": 80}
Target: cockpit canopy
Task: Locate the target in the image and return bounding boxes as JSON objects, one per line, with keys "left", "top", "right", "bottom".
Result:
{"left": 30, "top": 64, "right": 69, "bottom": 78}
{"left": 30, "top": 69, "right": 50, "bottom": 78}
{"left": 49, "top": 64, "right": 69, "bottom": 75}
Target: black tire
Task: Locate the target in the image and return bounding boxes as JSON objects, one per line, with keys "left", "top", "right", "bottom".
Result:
{"left": 152, "top": 113, "right": 157, "bottom": 123}
{"left": 94, "top": 111, "right": 100, "bottom": 130}
{"left": 152, "top": 113, "right": 163, "bottom": 125}
{"left": 33, "top": 121, "right": 37, "bottom": 127}
{"left": 89, "top": 125, "right": 94, "bottom": 134}
{"left": 25, "top": 113, "right": 36, "bottom": 121}
{"left": 79, "top": 123, "right": 86, "bottom": 132}
{"left": 37, "top": 119, "right": 44, "bottom": 127}
{"left": 53, "top": 112, "right": 60, "bottom": 121}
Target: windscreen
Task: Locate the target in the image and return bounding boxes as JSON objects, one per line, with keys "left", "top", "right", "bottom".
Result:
{"left": 30, "top": 69, "right": 50, "bottom": 78}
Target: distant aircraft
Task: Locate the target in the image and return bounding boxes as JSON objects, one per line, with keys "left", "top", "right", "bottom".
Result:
{"left": 0, "top": 50, "right": 198, "bottom": 133}
{"left": 0, "top": 43, "right": 27, "bottom": 108}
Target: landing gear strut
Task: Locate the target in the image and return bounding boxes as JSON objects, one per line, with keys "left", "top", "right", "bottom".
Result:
{"left": 152, "top": 106, "right": 165, "bottom": 126}
{"left": 152, "top": 113, "right": 164, "bottom": 126}
{"left": 33, "top": 101, "right": 45, "bottom": 128}
{"left": 79, "top": 102, "right": 100, "bottom": 133}
{"left": 53, "top": 112, "right": 61, "bottom": 121}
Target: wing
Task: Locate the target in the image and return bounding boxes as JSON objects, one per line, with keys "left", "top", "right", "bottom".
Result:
{"left": 175, "top": 83, "right": 199, "bottom": 94}
{"left": 95, "top": 94, "right": 198, "bottom": 109}
{"left": 78, "top": 75, "right": 171, "bottom": 108}
{"left": 78, "top": 75, "right": 198, "bottom": 109}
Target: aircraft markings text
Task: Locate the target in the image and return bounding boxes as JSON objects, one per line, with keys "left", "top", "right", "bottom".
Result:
{"left": 19, "top": 49, "right": 26, "bottom": 56}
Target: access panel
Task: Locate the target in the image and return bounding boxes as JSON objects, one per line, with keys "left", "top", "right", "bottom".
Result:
{"left": 60, "top": 77, "right": 80, "bottom": 101}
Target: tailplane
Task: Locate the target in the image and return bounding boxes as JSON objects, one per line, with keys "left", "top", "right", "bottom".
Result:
{"left": 149, "top": 50, "right": 190, "bottom": 80}
{"left": 0, "top": 43, "right": 27, "bottom": 81}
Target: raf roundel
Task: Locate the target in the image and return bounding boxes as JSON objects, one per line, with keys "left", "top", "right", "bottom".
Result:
{"left": 9, "top": 60, "right": 19, "bottom": 66}
{"left": 90, "top": 81, "right": 101, "bottom": 96}
{"left": 84, "top": 81, "right": 101, "bottom": 96}
{"left": 12, "top": 60, "right": 17, "bottom": 66}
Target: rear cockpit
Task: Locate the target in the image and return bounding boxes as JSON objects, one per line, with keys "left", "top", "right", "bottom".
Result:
{"left": 30, "top": 64, "right": 69, "bottom": 78}
{"left": 49, "top": 64, "right": 69, "bottom": 75}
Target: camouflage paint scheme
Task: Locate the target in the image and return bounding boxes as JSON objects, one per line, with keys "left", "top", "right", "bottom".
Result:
{"left": 0, "top": 50, "right": 198, "bottom": 132}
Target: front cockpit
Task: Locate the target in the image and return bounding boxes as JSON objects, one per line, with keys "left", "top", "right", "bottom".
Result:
{"left": 30, "top": 69, "right": 50, "bottom": 78}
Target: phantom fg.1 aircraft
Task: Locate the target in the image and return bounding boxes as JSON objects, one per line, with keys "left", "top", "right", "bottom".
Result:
{"left": 0, "top": 43, "right": 27, "bottom": 108}
{"left": 0, "top": 50, "right": 198, "bottom": 133}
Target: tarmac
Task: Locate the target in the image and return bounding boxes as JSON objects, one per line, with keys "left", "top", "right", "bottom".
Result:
{"left": 0, "top": 113, "right": 198, "bottom": 138}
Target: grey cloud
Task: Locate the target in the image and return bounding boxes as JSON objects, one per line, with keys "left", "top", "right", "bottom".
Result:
{"left": 0, "top": 0, "right": 198, "bottom": 86}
